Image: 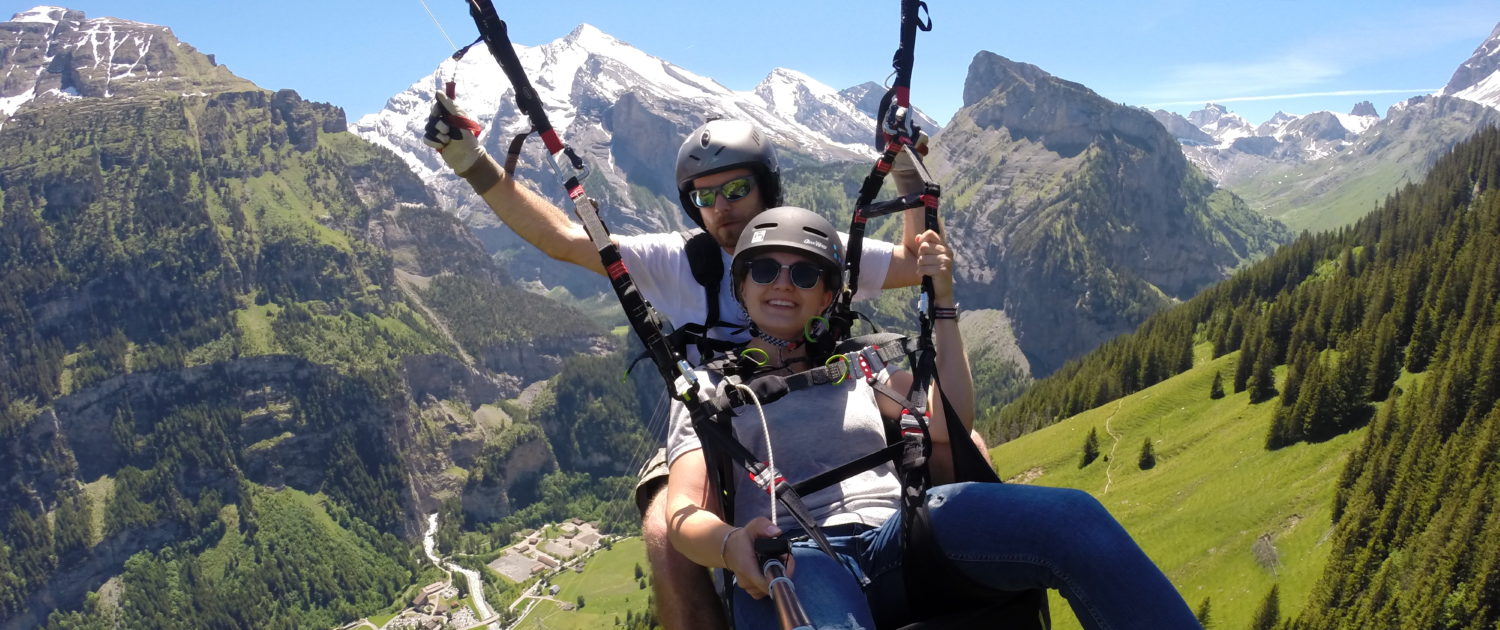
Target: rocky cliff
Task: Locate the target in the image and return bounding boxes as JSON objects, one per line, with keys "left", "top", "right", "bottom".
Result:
{"left": 933, "top": 52, "right": 1288, "bottom": 374}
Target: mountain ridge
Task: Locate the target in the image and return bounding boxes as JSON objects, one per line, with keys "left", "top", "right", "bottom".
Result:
{"left": 1155, "top": 21, "right": 1500, "bottom": 233}
{"left": 0, "top": 5, "right": 257, "bottom": 123}
{"left": 934, "top": 51, "right": 1288, "bottom": 375}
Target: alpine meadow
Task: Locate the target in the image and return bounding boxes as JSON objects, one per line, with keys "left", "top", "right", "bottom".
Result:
{"left": 3, "top": 4, "right": 1500, "bottom": 630}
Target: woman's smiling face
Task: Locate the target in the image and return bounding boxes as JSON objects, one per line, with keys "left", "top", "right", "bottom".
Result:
{"left": 739, "top": 249, "right": 834, "bottom": 339}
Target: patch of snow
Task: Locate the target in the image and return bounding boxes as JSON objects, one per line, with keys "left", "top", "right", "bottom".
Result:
{"left": 1331, "top": 111, "right": 1378, "bottom": 135}
{"left": 1453, "top": 70, "right": 1500, "bottom": 112}
{"left": 43, "top": 86, "right": 80, "bottom": 99}
{"left": 10, "top": 6, "right": 65, "bottom": 24}
{"left": 0, "top": 87, "right": 36, "bottom": 117}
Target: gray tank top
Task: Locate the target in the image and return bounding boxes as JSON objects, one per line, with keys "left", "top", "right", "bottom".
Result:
{"left": 667, "top": 368, "right": 903, "bottom": 532}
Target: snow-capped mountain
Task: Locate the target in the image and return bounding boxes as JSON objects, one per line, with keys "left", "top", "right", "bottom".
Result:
{"left": 1161, "top": 21, "right": 1500, "bottom": 191}
{"left": 1150, "top": 21, "right": 1500, "bottom": 234}
{"left": 0, "top": 6, "right": 254, "bottom": 125}
{"left": 1153, "top": 101, "right": 1380, "bottom": 184}
{"left": 755, "top": 67, "right": 874, "bottom": 146}
{"left": 1186, "top": 103, "right": 1254, "bottom": 147}
{"left": 354, "top": 24, "right": 902, "bottom": 236}
{"left": 840, "top": 81, "right": 943, "bottom": 137}
{"left": 1440, "top": 23, "right": 1500, "bottom": 111}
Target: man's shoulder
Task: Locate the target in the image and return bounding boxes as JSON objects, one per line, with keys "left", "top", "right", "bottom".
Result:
{"left": 618, "top": 231, "right": 690, "bottom": 249}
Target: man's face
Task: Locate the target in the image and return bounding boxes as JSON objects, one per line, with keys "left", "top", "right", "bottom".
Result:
{"left": 690, "top": 168, "right": 765, "bottom": 251}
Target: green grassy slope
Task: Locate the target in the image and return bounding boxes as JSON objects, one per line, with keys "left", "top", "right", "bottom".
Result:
{"left": 513, "top": 537, "right": 655, "bottom": 629}
{"left": 1234, "top": 157, "right": 1412, "bottom": 235}
{"left": 992, "top": 345, "right": 1371, "bottom": 628}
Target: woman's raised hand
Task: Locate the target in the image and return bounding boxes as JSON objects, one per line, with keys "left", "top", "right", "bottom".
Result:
{"left": 915, "top": 229, "right": 955, "bottom": 302}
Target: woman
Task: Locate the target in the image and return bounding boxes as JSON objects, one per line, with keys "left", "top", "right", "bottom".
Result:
{"left": 664, "top": 206, "right": 1200, "bottom": 630}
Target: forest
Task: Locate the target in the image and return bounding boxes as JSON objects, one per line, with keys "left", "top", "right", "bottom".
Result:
{"left": 988, "top": 126, "right": 1500, "bottom": 628}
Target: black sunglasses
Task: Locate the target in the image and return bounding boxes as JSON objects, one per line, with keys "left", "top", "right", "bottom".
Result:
{"left": 747, "top": 258, "right": 825, "bottom": 289}
{"left": 689, "top": 176, "right": 755, "bottom": 208}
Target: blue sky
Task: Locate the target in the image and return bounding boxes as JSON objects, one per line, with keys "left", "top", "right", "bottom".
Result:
{"left": 11, "top": 1, "right": 1496, "bottom": 126}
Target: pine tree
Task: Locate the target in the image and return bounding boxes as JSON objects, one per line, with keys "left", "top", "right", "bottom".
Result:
{"left": 1251, "top": 585, "right": 1280, "bottom": 630}
{"left": 1079, "top": 428, "right": 1100, "bottom": 468}
{"left": 1209, "top": 370, "right": 1225, "bottom": 399}
{"left": 53, "top": 488, "right": 93, "bottom": 562}
{"left": 1297, "top": 357, "right": 1336, "bottom": 442}
{"left": 1248, "top": 338, "right": 1278, "bottom": 404}
{"left": 1406, "top": 304, "right": 1438, "bottom": 372}
{"left": 1137, "top": 438, "right": 1156, "bottom": 470}
{"left": 1368, "top": 313, "right": 1402, "bottom": 402}
{"left": 1194, "top": 596, "right": 1214, "bottom": 629}
{"left": 1235, "top": 344, "right": 1256, "bottom": 393}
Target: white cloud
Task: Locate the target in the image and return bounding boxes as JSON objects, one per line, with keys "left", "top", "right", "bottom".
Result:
{"left": 1133, "top": 1, "right": 1492, "bottom": 103}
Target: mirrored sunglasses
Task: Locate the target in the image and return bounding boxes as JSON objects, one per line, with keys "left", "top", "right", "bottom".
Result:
{"left": 748, "top": 258, "right": 824, "bottom": 289}
{"left": 689, "top": 176, "right": 756, "bottom": 208}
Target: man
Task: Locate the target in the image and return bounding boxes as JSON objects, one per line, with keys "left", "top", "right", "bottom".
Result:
{"left": 425, "top": 93, "right": 932, "bottom": 629}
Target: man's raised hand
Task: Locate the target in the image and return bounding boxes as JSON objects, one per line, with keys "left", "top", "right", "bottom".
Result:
{"left": 423, "top": 92, "right": 486, "bottom": 175}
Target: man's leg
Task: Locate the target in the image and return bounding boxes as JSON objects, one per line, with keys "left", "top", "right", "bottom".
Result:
{"left": 634, "top": 449, "right": 728, "bottom": 630}
{"left": 970, "top": 429, "right": 993, "bottom": 465}
{"left": 642, "top": 483, "right": 730, "bottom": 630}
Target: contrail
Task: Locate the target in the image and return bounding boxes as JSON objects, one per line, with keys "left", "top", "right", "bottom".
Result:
{"left": 1148, "top": 88, "right": 1439, "bottom": 108}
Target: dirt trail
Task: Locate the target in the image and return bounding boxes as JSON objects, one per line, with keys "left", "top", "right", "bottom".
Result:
{"left": 1102, "top": 398, "right": 1125, "bottom": 495}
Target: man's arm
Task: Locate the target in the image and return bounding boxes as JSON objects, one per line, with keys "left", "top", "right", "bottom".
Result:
{"left": 470, "top": 155, "right": 608, "bottom": 275}
{"left": 882, "top": 135, "right": 930, "bottom": 290}
{"left": 425, "top": 92, "right": 609, "bottom": 276}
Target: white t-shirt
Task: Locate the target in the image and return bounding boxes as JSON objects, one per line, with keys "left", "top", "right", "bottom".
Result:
{"left": 618, "top": 231, "right": 895, "bottom": 357}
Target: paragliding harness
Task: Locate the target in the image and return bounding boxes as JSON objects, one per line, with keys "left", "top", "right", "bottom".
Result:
{"left": 457, "top": 1, "right": 1046, "bottom": 627}
{"left": 458, "top": 2, "right": 829, "bottom": 625}
{"left": 672, "top": 228, "right": 748, "bottom": 362}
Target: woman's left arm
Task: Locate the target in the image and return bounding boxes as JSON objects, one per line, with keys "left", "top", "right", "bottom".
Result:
{"left": 917, "top": 229, "right": 975, "bottom": 484}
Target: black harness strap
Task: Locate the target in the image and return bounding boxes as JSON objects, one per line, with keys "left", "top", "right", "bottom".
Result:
{"left": 792, "top": 442, "right": 907, "bottom": 497}
{"left": 684, "top": 229, "right": 723, "bottom": 324}
{"left": 666, "top": 229, "right": 748, "bottom": 361}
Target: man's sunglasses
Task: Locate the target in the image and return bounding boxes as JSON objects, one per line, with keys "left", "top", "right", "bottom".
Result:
{"left": 747, "top": 258, "right": 825, "bottom": 289}
{"left": 689, "top": 176, "right": 756, "bottom": 208}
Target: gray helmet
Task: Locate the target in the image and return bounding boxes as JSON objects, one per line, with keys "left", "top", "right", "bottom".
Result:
{"left": 675, "top": 119, "right": 782, "bottom": 229}
{"left": 730, "top": 206, "right": 844, "bottom": 300}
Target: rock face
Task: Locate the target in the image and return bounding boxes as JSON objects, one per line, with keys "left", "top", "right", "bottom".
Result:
{"left": 932, "top": 52, "right": 1288, "bottom": 374}
{"left": 0, "top": 6, "right": 256, "bottom": 121}
{"left": 1441, "top": 22, "right": 1500, "bottom": 106}
{"left": 1350, "top": 101, "right": 1379, "bottom": 117}
{"left": 1150, "top": 109, "right": 1215, "bottom": 146}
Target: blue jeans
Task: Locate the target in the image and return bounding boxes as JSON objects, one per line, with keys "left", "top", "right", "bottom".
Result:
{"left": 730, "top": 482, "right": 1200, "bottom": 630}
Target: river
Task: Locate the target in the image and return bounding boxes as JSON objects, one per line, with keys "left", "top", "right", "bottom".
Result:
{"left": 423, "top": 513, "right": 498, "bottom": 628}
